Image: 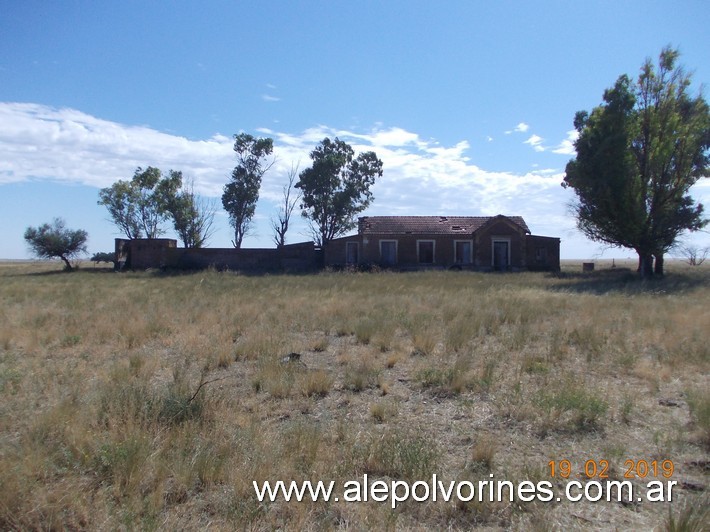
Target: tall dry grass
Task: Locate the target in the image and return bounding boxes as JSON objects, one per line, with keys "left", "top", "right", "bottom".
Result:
{"left": 0, "top": 260, "right": 708, "bottom": 529}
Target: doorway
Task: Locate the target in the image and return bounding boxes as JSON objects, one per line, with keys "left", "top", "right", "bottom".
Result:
{"left": 493, "top": 240, "right": 509, "bottom": 271}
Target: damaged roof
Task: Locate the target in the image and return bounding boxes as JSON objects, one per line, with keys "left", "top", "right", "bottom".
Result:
{"left": 357, "top": 215, "right": 530, "bottom": 235}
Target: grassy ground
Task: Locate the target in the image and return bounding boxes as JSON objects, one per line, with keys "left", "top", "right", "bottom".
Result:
{"left": 0, "top": 260, "right": 708, "bottom": 530}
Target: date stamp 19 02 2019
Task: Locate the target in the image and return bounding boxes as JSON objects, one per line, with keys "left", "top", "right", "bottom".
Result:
{"left": 548, "top": 459, "right": 675, "bottom": 479}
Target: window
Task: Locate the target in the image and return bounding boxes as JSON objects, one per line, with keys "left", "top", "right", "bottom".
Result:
{"left": 379, "top": 240, "right": 397, "bottom": 266}
{"left": 454, "top": 240, "right": 472, "bottom": 264}
{"left": 346, "top": 242, "right": 359, "bottom": 265}
{"left": 417, "top": 240, "right": 435, "bottom": 264}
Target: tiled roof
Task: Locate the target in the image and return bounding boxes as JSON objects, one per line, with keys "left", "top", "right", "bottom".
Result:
{"left": 358, "top": 215, "right": 530, "bottom": 235}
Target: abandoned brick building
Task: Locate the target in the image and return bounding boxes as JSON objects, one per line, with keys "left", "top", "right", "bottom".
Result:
{"left": 116, "top": 215, "right": 560, "bottom": 272}
{"left": 323, "top": 215, "right": 560, "bottom": 271}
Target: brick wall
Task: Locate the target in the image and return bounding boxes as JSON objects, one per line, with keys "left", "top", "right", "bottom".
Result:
{"left": 117, "top": 239, "right": 318, "bottom": 272}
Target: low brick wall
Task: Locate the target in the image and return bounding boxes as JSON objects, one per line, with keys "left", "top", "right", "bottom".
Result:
{"left": 117, "top": 239, "right": 319, "bottom": 272}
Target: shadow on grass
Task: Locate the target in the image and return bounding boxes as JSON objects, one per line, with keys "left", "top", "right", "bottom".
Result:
{"left": 548, "top": 267, "right": 709, "bottom": 295}
{"left": 15, "top": 266, "right": 117, "bottom": 277}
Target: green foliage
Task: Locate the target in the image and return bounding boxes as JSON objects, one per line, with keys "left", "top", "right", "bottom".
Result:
{"left": 222, "top": 133, "right": 273, "bottom": 248}
{"left": 24, "top": 218, "right": 88, "bottom": 271}
{"left": 563, "top": 48, "right": 709, "bottom": 277}
{"left": 90, "top": 251, "right": 115, "bottom": 264}
{"left": 296, "top": 137, "right": 383, "bottom": 247}
{"left": 98, "top": 166, "right": 172, "bottom": 239}
{"left": 535, "top": 383, "right": 608, "bottom": 432}
{"left": 99, "top": 167, "right": 214, "bottom": 248}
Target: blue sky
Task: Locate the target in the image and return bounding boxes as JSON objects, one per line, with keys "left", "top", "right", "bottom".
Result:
{"left": 1, "top": 1, "right": 709, "bottom": 259}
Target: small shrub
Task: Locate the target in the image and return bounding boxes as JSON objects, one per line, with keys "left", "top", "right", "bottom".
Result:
{"left": 361, "top": 430, "right": 439, "bottom": 482}
{"left": 444, "top": 318, "right": 472, "bottom": 353}
{"left": 469, "top": 433, "right": 497, "bottom": 473}
{"left": 299, "top": 369, "right": 333, "bottom": 398}
{"left": 535, "top": 382, "right": 608, "bottom": 433}
{"left": 411, "top": 327, "right": 438, "bottom": 356}
{"left": 619, "top": 394, "right": 635, "bottom": 424}
{"left": 60, "top": 334, "right": 81, "bottom": 348}
{"left": 520, "top": 354, "right": 550, "bottom": 375}
{"left": 354, "top": 317, "right": 377, "bottom": 345}
{"left": 344, "top": 360, "right": 379, "bottom": 392}
{"left": 370, "top": 402, "right": 387, "bottom": 423}
{"left": 252, "top": 360, "right": 295, "bottom": 398}
{"left": 416, "top": 367, "right": 455, "bottom": 389}
{"left": 93, "top": 435, "right": 150, "bottom": 496}
{"left": 310, "top": 335, "right": 329, "bottom": 352}
{"left": 234, "top": 329, "right": 284, "bottom": 361}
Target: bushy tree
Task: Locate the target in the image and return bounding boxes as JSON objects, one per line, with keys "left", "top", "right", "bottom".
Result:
{"left": 90, "top": 251, "right": 115, "bottom": 264}
{"left": 222, "top": 133, "right": 274, "bottom": 248}
{"left": 98, "top": 166, "right": 170, "bottom": 239}
{"left": 296, "top": 137, "right": 383, "bottom": 248}
{"left": 24, "top": 218, "right": 88, "bottom": 271}
{"left": 563, "top": 48, "right": 709, "bottom": 277}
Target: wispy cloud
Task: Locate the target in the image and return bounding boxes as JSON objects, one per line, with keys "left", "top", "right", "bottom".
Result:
{"left": 506, "top": 122, "right": 529, "bottom": 134}
{"left": 261, "top": 94, "right": 281, "bottom": 102}
{"left": 524, "top": 134, "right": 545, "bottom": 152}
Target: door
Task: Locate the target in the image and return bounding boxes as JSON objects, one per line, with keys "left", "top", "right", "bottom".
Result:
{"left": 380, "top": 241, "right": 397, "bottom": 266}
{"left": 455, "top": 241, "right": 472, "bottom": 264}
{"left": 493, "top": 241, "right": 509, "bottom": 271}
{"left": 345, "top": 242, "right": 358, "bottom": 265}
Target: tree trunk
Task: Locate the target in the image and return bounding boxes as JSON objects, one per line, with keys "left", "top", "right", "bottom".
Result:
{"left": 638, "top": 252, "right": 654, "bottom": 278}
{"left": 653, "top": 253, "right": 664, "bottom": 276}
{"left": 60, "top": 255, "right": 74, "bottom": 271}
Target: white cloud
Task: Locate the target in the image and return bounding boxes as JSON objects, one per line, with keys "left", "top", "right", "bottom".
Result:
{"left": 0, "top": 103, "right": 235, "bottom": 196}
{"left": 0, "top": 102, "right": 591, "bottom": 254}
{"left": 261, "top": 94, "right": 280, "bottom": 102}
{"left": 524, "top": 134, "right": 545, "bottom": 152}
{"left": 506, "top": 122, "right": 530, "bottom": 134}
{"left": 552, "top": 129, "right": 578, "bottom": 155}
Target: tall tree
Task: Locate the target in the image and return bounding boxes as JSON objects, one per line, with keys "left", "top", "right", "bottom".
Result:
{"left": 162, "top": 175, "right": 217, "bottom": 248}
{"left": 563, "top": 48, "right": 709, "bottom": 277}
{"left": 24, "top": 218, "right": 88, "bottom": 271}
{"left": 222, "top": 133, "right": 274, "bottom": 248}
{"left": 97, "top": 179, "right": 142, "bottom": 239}
{"left": 98, "top": 166, "right": 171, "bottom": 239}
{"left": 271, "top": 163, "right": 301, "bottom": 247}
{"left": 296, "top": 137, "right": 383, "bottom": 248}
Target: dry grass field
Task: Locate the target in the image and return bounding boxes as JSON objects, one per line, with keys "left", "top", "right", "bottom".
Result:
{"left": 0, "top": 260, "right": 708, "bottom": 530}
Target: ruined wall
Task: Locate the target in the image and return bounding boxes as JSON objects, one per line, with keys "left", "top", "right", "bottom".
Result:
{"left": 176, "top": 242, "right": 318, "bottom": 272}
{"left": 525, "top": 235, "right": 561, "bottom": 271}
{"left": 117, "top": 239, "right": 318, "bottom": 272}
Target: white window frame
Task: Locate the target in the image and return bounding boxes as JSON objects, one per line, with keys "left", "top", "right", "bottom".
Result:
{"left": 379, "top": 239, "right": 398, "bottom": 265}
{"left": 417, "top": 239, "right": 436, "bottom": 264}
{"left": 454, "top": 239, "right": 473, "bottom": 264}
{"left": 491, "top": 237, "right": 511, "bottom": 269}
